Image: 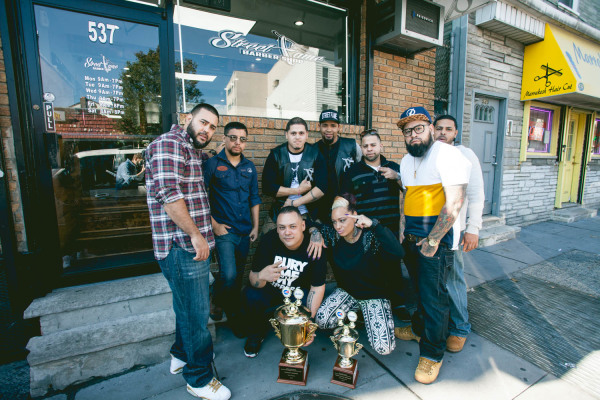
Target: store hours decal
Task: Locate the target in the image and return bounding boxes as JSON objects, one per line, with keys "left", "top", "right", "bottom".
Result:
{"left": 83, "top": 20, "right": 124, "bottom": 117}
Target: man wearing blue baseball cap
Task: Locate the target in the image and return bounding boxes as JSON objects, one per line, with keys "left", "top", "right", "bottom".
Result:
{"left": 395, "top": 106, "right": 472, "bottom": 384}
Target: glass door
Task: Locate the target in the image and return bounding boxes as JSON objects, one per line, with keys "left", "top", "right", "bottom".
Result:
{"left": 32, "top": 3, "right": 164, "bottom": 274}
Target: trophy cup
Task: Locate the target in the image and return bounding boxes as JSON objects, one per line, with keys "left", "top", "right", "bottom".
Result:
{"left": 330, "top": 310, "right": 363, "bottom": 389}
{"left": 269, "top": 287, "right": 318, "bottom": 386}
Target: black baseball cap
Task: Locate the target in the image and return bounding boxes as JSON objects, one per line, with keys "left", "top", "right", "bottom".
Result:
{"left": 319, "top": 109, "right": 340, "bottom": 123}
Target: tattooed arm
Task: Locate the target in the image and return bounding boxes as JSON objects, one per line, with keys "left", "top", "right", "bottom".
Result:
{"left": 306, "top": 284, "right": 325, "bottom": 318}
{"left": 306, "top": 227, "right": 327, "bottom": 260}
{"left": 399, "top": 189, "right": 406, "bottom": 243}
{"left": 418, "top": 184, "right": 466, "bottom": 257}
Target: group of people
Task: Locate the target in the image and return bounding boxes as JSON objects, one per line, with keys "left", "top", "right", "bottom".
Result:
{"left": 145, "top": 103, "right": 484, "bottom": 400}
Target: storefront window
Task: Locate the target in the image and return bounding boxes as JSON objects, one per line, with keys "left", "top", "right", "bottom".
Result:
{"left": 35, "top": 5, "right": 161, "bottom": 270}
{"left": 173, "top": 0, "right": 348, "bottom": 122}
{"left": 593, "top": 119, "right": 600, "bottom": 155}
{"left": 527, "top": 107, "right": 553, "bottom": 153}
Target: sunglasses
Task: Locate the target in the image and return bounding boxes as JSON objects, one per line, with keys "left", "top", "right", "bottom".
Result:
{"left": 225, "top": 134, "right": 248, "bottom": 143}
{"left": 360, "top": 129, "right": 378, "bottom": 137}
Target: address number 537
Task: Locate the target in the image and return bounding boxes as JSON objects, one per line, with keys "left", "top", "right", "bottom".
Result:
{"left": 88, "top": 21, "right": 120, "bottom": 44}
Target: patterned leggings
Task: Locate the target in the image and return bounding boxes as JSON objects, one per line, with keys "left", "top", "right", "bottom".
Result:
{"left": 316, "top": 288, "right": 396, "bottom": 355}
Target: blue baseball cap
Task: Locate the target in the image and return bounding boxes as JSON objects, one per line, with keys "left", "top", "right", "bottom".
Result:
{"left": 397, "top": 106, "right": 432, "bottom": 129}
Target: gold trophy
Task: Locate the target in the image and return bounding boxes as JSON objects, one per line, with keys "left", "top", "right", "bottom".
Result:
{"left": 269, "top": 287, "right": 317, "bottom": 385}
{"left": 330, "top": 310, "right": 363, "bottom": 389}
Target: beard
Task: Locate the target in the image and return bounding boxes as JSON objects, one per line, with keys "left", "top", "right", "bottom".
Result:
{"left": 406, "top": 136, "right": 433, "bottom": 158}
{"left": 186, "top": 124, "right": 212, "bottom": 149}
{"left": 322, "top": 136, "right": 334, "bottom": 145}
{"left": 364, "top": 153, "right": 379, "bottom": 162}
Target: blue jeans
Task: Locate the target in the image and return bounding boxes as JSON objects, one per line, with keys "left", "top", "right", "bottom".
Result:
{"left": 158, "top": 244, "right": 213, "bottom": 388}
{"left": 214, "top": 232, "right": 250, "bottom": 319}
{"left": 403, "top": 240, "right": 453, "bottom": 362}
{"left": 447, "top": 246, "right": 471, "bottom": 337}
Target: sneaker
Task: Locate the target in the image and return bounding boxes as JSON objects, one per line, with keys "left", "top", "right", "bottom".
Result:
{"left": 394, "top": 325, "right": 421, "bottom": 342}
{"left": 170, "top": 354, "right": 186, "bottom": 375}
{"left": 186, "top": 378, "right": 231, "bottom": 400}
{"left": 244, "top": 335, "right": 264, "bottom": 358}
{"left": 446, "top": 335, "right": 467, "bottom": 352}
{"left": 414, "top": 357, "right": 443, "bottom": 384}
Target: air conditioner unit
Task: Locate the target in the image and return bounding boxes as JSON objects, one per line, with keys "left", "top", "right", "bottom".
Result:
{"left": 374, "top": 0, "right": 444, "bottom": 56}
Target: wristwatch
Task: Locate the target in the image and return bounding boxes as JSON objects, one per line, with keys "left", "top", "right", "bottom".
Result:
{"left": 427, "top": 236, "right": 439, "bottom": 247}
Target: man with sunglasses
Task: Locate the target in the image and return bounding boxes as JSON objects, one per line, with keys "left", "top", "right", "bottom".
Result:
{"left": 203, "top": 122, "right": 261, "bottom": 333}
{"left": 315, "top": 109, "right": 362, "bottom": 222}
{"left": 395, "top": 106, "right": 471, "bottom": 385}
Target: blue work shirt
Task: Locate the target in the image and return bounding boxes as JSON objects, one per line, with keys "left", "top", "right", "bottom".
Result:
{"left": 203, "top": 149, "right": 262, "bottom": 235}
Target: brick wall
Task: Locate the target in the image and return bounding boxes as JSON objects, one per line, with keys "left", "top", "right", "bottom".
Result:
{"left": 371, "top": 49, "right": 436, "bottom": 164}
{"left": 0, "top": 32, "right": 28, "bottom": 252}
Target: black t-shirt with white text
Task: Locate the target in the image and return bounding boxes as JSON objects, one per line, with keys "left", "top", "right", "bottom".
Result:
{"left": 251, "top": 229, "right": 327, "bottom": 294}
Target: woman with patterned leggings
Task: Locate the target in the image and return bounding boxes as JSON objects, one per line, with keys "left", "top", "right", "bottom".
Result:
{"left": 314, "top": 193, "right": 405, "bottom": 355}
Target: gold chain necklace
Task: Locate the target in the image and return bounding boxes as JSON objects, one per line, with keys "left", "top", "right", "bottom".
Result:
{"left": 413, "top": 157, "right": 424, "bottom": 178}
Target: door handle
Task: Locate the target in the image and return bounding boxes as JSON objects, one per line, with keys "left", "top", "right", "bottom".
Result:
{"left": 491, "top": 162, "right": 498, "bottom": 166}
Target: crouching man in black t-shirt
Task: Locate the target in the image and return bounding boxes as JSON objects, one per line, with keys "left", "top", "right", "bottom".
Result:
{"left": 241, "top": 206, "right": 327, "bottom": 358}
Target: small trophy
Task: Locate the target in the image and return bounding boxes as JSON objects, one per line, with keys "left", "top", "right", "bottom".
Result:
{"left": 330, "top": 310, "right": 363, "bottom": 389}
{"left": 270, "top": 287, "right": 318, "bottom": 386}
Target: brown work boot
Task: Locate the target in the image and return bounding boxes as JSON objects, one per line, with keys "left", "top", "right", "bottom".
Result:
{"left": 414, "top": 357, "right": 443, "bottom": 384}
{"left": 446, "top": 335, "right": 467, "bottom": 352}
{"left": 394, "top": 325, "right": 420, "bottom": 342}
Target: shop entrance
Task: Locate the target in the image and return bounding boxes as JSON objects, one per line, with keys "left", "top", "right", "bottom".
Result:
{"left": 558, "top": 111, "right": 587, "bottom": 204}
{"left": 471, "top": 95, "right": 500, "bottom": 215}
{"left": 22, "top": 0, "right": 173, "bottom": 282}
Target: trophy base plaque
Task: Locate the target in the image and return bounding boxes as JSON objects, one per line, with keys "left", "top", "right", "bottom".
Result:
{"left": 331, "top": 356, "right": 358, "bottom": 389}
{"left": 277, "top": 349, "right": 309, "bottom": 385}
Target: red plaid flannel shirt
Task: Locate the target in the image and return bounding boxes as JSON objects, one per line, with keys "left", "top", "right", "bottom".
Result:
{"left": 145, "top": 124, "right": 214, "bottom": 260}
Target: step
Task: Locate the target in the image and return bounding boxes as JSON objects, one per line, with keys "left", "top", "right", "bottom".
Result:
{"left": 481, "top": 214, "right": 505, "bottom": 229}
{"left": 29, "top": 333, "right": 174, "bottom": 397}
{"left": 550, "top": 206, "right": 597, "bottom": 223}
{"left": 24, "top": 273, "right": 171, "bottom": 320}
{"left": 478, "top": 224, "right": 521, "bottom": 247}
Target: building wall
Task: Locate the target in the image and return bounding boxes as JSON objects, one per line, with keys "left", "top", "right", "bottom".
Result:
{"left": 0, "top": 32, "right": 27, "bottom": 251}
{"left": 583, "top": 160, "right": 600, "bottom": 207}
{"left": 462, "top": 18, "right": 560, "bottom": 225}
{"left": 370, "top": 49, "right": 436, "bottom": 165}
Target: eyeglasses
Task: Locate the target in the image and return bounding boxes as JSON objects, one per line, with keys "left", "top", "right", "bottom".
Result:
{"left": 225, "top": 134, "right": 247, "bottom": 143}
{"left": 402, "top": 124, "right": 428, "bottom": 137}
{"left": 360, "top": 129, "right": 378, "bottom": 137}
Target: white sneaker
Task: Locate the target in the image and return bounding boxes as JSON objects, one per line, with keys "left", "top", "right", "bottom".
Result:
{"left": 170, "top": 354, "right": 186, "bottom": 375}
{"left": 187, "top": 378, "right": 231, "bottom": 400}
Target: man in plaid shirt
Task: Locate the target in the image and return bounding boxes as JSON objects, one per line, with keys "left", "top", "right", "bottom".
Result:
{"left": 145, "top": 103, "right": 231, "bottom": 400}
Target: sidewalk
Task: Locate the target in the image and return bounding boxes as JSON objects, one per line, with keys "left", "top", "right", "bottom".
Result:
{"left": 8, "top": 215, "right": 600, "bottom": 400}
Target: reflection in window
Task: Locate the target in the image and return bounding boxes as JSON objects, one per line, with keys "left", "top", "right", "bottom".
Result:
{"left": 527, "top": 107, "right": 553, "bottom": 153}
{"left": 593, "top": 119, "right": 600, "bottom": 155}
{"left": 173, "top": 1, "right": 348, "bottom": 121}
{"left": 35, "top": 5, "right": 159, "bottom": 269}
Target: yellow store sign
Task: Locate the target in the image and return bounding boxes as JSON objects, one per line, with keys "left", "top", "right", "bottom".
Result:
{"left": 521, "top": 24, "right": 600, "bottom": 101}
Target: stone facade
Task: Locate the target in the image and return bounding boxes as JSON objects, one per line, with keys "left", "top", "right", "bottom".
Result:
{"left": 461, "top": 10, "right": 600, "bottom": 226}
{"left": 583, "top": 160, "right": 600, "bottom": 207}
